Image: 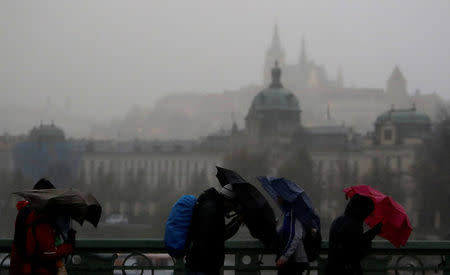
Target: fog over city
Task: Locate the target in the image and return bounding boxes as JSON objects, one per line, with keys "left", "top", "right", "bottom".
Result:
{"left": 1, "top": 1, "right": 449, "bottom": 137}
{"left": 1, "top": 3, "right": 450, "bottom": 271}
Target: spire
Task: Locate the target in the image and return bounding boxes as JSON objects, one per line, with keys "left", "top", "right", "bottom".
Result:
{"left": 299, "top": 36, "right": 307, "bottom": 65}
{"left": 268, "top": 24, "right": 284, "bottom": 58}
{"left": 272, "top": 24, "right": 281, "bottom": 49}
{"left": 264, "top": 24, "right": 285, "bottom": 85}
{"left": 269, "top": 61, "right": 283, "bottom": 88}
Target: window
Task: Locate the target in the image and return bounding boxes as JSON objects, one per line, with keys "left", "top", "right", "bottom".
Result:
{"left": 384, "top": 129, "right": 392, "bottom": 140}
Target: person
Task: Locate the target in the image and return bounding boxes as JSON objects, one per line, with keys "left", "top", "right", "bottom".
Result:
{"left": 185, "top": 184, "right": 242, "bottom": 275}
{"left": 9, "top": 178, "right": 76, "bottom": 275}
{"left": 326, "top": 194, "right": 382, "bottom": 275}
{"left": 275, "top": 196, "right": 309, "bottom": 275}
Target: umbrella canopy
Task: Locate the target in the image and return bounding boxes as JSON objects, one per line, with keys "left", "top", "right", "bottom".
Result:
{"left": 216, "top": 166, "right": 248, "bottom": 187}
{"left": 14, "top": 189, "right": 102, "bottom": 227}
{"left": 215, "top": 167, "right": 277, "bottom": 247}
{"left": 343, "top": 185, "right": 412, "bottom": 247}
{"left": 258, "top": 176, "right": 320, "bottom": 230}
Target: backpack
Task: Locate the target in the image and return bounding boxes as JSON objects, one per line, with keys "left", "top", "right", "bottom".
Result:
{"left": 10, "top": 204, "right": 42, "bottom": 275}
{"left": 13, "top": 204, "right": 35, "bottom": 258}
{"left": 302, "top": 227, "right": 322, "bottom": 262}
{"left": 164, "top": 195, "right": 197, "bottom": 258}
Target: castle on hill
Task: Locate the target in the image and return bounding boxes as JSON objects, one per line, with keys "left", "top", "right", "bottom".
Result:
{"left": 262, "top": 25, "right": 442, "bottom": 132}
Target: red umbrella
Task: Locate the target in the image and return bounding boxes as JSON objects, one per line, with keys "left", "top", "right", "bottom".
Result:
{"left": 343, "top": 185, "right": 412, "bottom": 248}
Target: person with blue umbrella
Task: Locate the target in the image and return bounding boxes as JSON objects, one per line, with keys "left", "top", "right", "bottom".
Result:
{"left": 258, "top": 176, "right": 322, "bottom": 275}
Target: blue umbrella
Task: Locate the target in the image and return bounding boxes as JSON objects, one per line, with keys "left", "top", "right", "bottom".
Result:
{"left": 257, "top": 176, "right": 320, "bottom": 230}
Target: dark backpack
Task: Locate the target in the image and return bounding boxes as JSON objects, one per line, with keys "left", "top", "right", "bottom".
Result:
{"left": 302, "top": 227, "right": 322, "bottom": 262}
{"left": 13, "top": 204, "right": 35, "bottom": 258}
{"left": 164, "top": 195, "right": 197, "bottom": 258}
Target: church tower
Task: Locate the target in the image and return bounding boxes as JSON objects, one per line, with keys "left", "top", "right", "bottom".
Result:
{"left": 386, "top": 66, "right": 409, "bottom": 107}
{"left": 263, "top": 25, "right": 285, "bottom": 85}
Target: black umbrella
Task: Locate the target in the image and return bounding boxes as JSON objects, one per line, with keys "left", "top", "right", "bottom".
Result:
{"left": 216, "top": 167, "right": 278, "bottom": 247}
{"left": 14, "top": 189, "right": 102, "bottom": 227}
{"left": 216, "top": 166, "right": 247, "bottom": 187}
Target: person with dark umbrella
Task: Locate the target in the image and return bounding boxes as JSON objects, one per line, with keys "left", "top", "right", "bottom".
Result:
{"left": 10, "top": 178, "right": 76, "bottom": 275}
{"left": 185, "top": 183, "right": 242, "bottom": 275}
{"left": 326, "top": 194, "right": 382, "bottom": 275}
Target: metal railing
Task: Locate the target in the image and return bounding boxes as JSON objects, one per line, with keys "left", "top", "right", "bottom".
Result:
{"left": 1, "top": 239, "right": 449, "bottom": 274}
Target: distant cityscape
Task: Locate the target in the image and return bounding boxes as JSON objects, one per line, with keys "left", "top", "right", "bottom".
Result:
{"left": 89, "top": 25, "right": 445, "bottom": 140}
{"left": 0, "top": 25, "right": 448, "bottom": 238}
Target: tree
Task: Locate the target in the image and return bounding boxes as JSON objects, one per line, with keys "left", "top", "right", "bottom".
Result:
{"left": 361, "top": 158, "right": 403, "bottom": 201}
{"left": 223, "top": 148, "right": 271, "bottom": 182}
{"left": 186, "top": 167, "right": 210, "bottom": 196}
{"left": 413, "top": 117, "right": 450, "bottom": 237}
{"left": 277, "top": 147, "right": 321, "bottom": 203}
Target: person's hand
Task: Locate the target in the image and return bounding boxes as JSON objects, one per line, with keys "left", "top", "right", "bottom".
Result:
{"left": 276, "top": 257, "right": 287, "bottom": 267}
{"left": 67, "top": 229, "right": 77, "bottom": 246}
{"left": 372, "top": 222, "right": 382, "bottom": 235}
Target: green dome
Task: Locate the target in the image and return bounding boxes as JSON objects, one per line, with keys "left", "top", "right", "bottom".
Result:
{"left": 375, "top": 110, "right": 431, "bottom": 125}
{"left": 250, "top": 87, "right": 300, "bottom": 111}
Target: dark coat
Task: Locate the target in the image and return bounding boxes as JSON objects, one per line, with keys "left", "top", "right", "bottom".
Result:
{"left": 185, "top": 188, "right": 240, "bottom": 275}
{"left": 326, "top": 195, "right": 378, "bottom": 275}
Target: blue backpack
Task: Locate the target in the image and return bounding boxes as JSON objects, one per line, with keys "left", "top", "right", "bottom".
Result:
{"left": 164, "top": 195, "right": 197, "bottom": 257}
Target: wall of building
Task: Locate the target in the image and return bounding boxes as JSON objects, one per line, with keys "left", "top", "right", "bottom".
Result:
{"left": 81, "top": 151, "right": 224, "bottom": 191}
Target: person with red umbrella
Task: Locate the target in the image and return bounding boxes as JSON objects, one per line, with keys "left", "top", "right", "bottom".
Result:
{"left": 343, "top": 185, "right": 412, "bottom": 248}
{"left": 326, "top": 194, "right": 382, "bottom": 275}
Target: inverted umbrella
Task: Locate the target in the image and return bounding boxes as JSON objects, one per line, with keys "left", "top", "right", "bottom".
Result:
{"left": 14, "top": 189, "right": 102, "bottom": 227}
{"left": 343, "top": 185, "right": 412, "bottom": 247}
{"left": 257, "top": 176, "right": 320, "bottom": 230}
{"left": 216, "top": 167, "right": 277, "bottom": 247}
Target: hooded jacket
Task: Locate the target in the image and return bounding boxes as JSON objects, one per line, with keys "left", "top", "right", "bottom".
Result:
{"left": 326, "top": 195, "right": 378, "bottom": 275}
{"left": 9, "top": 200, "right": 73, "bottom": 275}
{"left": 185, "top": 188, "right": 240, "bottom": 275}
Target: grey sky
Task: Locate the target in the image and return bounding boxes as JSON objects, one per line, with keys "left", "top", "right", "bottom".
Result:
{"left": 1, "top": 0, "right": 449, "bottom": 123}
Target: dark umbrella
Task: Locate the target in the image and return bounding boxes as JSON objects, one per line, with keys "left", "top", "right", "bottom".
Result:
{"left": 216, "top": 167, "right": 277, "bottom": 247}
{"left": 14, "top": 189, "right": 102, "bottom": 227}
{"left": 216, "top": 166, "right": 247, "bottom": 187}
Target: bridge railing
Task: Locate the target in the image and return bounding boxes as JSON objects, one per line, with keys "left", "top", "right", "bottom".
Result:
{"left": 1, "top": 240, "right": 449, "bottom": 274}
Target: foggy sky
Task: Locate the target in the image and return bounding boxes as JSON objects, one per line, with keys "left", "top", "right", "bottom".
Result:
{"left": 1, "top": 1, "right": 449, "bottom": 132}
